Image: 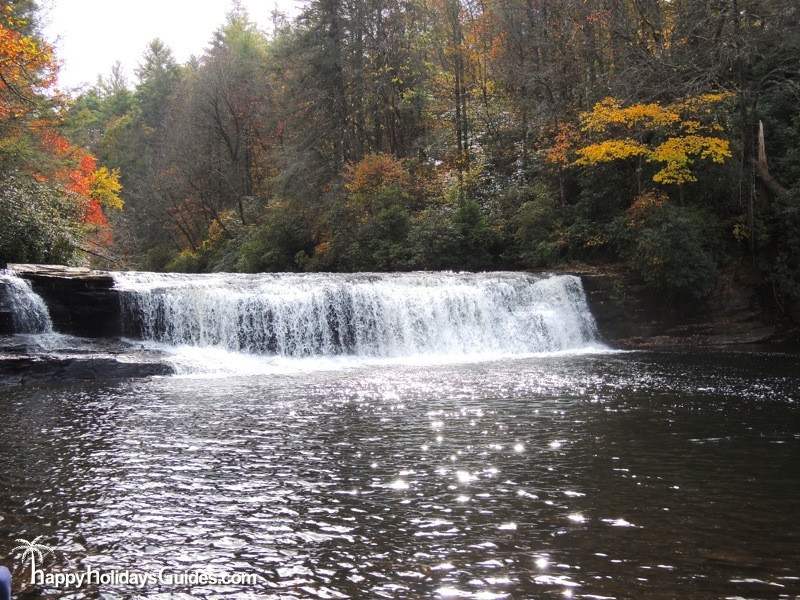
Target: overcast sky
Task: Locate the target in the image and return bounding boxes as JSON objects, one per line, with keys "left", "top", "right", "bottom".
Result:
{"left": 41, "top": 0, "right": 300, "bottom": 91}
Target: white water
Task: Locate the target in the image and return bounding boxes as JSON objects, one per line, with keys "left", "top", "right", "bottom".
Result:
{"left": 0, "top": 270, "right": 53, "bottom": 333}
{"left": 113, "top": 272, "right": 604, "bottom": 364}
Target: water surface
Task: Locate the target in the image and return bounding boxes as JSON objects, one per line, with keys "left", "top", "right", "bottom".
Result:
{"left": 1, "top": 350, "right": 798, "bottom": 599}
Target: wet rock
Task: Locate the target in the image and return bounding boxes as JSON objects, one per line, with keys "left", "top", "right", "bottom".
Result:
{"left": 0, "top": 279, "right": 18, "bottom": 334}
{"left": 570, "top": 263, "right": 794, "bottom": 348}
{"left": 0, "top": 355, "right": 174, "bottom": 386}
{"left": 8, "top": 264, "right": 121, "bottom": 337}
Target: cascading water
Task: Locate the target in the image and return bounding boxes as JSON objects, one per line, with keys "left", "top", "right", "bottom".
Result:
{"left": 0, "top": 270, "right": 53, "bottom": 333}
{"left": 114, "top": 271, "right": 602, "bottom": 359}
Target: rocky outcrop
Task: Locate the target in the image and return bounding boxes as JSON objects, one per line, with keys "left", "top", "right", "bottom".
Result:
{"left": 571, "top": 263, "right": 794, "bottom": 348}
{"left": 8, "top": 264, "right": 122, "bottom": 336}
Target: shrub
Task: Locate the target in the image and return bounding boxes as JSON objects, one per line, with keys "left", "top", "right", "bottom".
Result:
{"left": 0, "top": 173, "right": 80, "bottom": 265}
{"left": 512, "top": 182, "right": 562, "bottom": 266}
{"left": 165, "top": 249, "right": 204, "bottom": 273}
{"left": 618, "top": 194, "right": 719, "bottom": 299}
{"left": 408, "top": 207, "right": 462, "bottom": 270}
{"left": 454, "top": 199, "right": 500, "bottom": 270}
{"left": 235, "top": 205, "right": 309, "bottom": 272}
{"left": 760, "top": 188, "right": 800, "bottom": 313}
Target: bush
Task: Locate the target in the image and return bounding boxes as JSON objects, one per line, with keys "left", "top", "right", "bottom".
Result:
{"left": 408, "top": 207, "right": 461, "bottom": 270}
{"left": 235, "top": 205, "right": 309, "bottom": 272}
{"left": 327, "top": 191, "right": 415, "bottom": 271}
{"left": 760, "top": 188, "right": 800, "bottom": 312}
{"left": 618, "top": 195, "right": 719, "bottom": 299}
{"left": 323, "top": 157, "right": 418, "bottom": 271}
{"left": 454, "top": 199, "right": 500, "bottom": 270}
{"left": 141, "top": 244, "right": 175, "bottom": 271}
{"left": 512, "top": 182, "right": 562, "bottom": 266}
{"left": 0, "top": 173, "right": 80, "bottom": 265}
{"left": 165, "top": 249, "right": 204, "bottom": 273}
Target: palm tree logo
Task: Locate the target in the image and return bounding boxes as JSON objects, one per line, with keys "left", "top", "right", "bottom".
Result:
{"left": 12, "top": 536, "right": 54, "bottom": 582}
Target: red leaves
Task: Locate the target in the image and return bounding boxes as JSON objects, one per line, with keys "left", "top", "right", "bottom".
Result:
{"left": 40, "top": 131, "right": 115, "bottom": 246}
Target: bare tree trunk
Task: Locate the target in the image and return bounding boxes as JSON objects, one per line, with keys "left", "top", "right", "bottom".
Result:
{"left": 755, "top": 120, "right": 788, "bottom": 197}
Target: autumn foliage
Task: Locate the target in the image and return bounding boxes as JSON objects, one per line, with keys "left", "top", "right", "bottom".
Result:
{"left": 344, "top": 153, "right": 410, "bottom": 196}
{"left": 0, "top": 2, "right": 121, "bottom": 259}
{"left": 571, "top": 94, "right": 734, "bottom": 186}
{"left": 0, "top": 7, "right": 56, "bottom": 121}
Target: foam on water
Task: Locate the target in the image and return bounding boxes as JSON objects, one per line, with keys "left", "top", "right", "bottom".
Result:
{"left": 129, "top": 338, "right": 613, "bottom": 377}
{"left": 114, "top": 271, "right": 605, "bottom": 368}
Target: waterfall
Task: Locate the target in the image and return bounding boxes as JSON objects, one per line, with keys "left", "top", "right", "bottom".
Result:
{"left": 0, "top": 270, "right": 53, "bottom": 334}
{"left": 114, "top": 271, "right": 602, "bottom": 358}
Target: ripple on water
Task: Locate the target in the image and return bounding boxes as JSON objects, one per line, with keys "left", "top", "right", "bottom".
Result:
{"left": 0, "top": 351, "right": 798, "bottom": 598}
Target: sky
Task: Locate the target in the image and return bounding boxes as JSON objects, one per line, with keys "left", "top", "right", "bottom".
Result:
{"left": 41, "top": 0, "right": 300, "bottom": 91}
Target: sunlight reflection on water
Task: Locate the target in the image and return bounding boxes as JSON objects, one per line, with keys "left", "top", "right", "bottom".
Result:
{"left": 0, "top": 350, "right": 798, "bottom": 598}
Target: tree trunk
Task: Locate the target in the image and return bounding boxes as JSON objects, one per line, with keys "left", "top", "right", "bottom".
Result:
{"left": 754, "top": 120, "right": 787, "bottom": 197}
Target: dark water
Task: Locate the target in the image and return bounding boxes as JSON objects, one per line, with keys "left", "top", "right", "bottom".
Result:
{"left": 1, "top": 350, "right": 799, "bottom": 599}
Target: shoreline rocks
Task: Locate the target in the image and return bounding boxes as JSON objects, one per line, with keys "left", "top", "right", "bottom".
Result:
{"left": 0, "top": 355, "right": 174, "bottom": 386}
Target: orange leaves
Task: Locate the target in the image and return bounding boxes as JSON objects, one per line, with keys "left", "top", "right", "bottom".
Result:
{"left": 0, "top": 21, "right": 56, "bottom": 120}
{"left": 37, "top": 130, "right": 123, "bottom": 245}
{"left": 41, "top": 129, "right": 72, "bottom": 154}
{"left": 344, "top": 153, "right": 410, "bottom": 196}
{"left": 546, "top": 122, "right": 579, "bottom": 167}
{"left": 1, "top": 2, "right": 121, "bottom": 254}
{"left": 66, "top": 154, "right": 97, "bottom": 196}
{"left": 343, "top": 153, "right": 413, "bottom": 223}
{"left": 585, "top": 10, "right": 611, "bottom": 26}
{"left": 627, "top": 190, "right": 669, "bottom": 227}
{"left": 44, "top": 131, "right": 95, "bottom": 195}
{"left": 83, "top": 200, "right": 113, "bottom": 247}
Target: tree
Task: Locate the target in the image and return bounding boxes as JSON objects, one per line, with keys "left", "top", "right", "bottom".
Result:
{"left": 574, "top": 94, "right": 734, "bottom": 194}
{"left": 1, "top": 1, "right": 122, "bottom": 265}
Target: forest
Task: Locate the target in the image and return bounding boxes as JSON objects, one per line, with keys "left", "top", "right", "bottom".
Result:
{"left": 1, "top": 0, "right": 799, "bottom": 314}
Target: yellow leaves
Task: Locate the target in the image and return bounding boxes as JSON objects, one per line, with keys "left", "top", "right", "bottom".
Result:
{"left": 574, "top": 132, "right": 732, "bottom": 185}
{"left": 0, "top": 24, "right": 54, "bottom": 81}
{"left": 680, "top": 120, "right": 702, "bottom": 134}
{"left": 579, "top": 97, "right": 679, "bottom": 133}
{"left": 90, "top": 167, "right": 124, "bottom": 210}
{"left": 570, "top": 93, "right": 734, "bottom": 186}
{"left": 732, "top": 222, "right": 750, "bottom": 243}
{"left": 649, "top": 136, "right": 732, "bottom": 184}
{"left": 574, "top": 138, "right": 649, "bottom": 165}
{"left": 583, "top": 233, "right": 609, "bottom": 249}
{"left": 669, "top": 92, "right": 735, "bottom": 116}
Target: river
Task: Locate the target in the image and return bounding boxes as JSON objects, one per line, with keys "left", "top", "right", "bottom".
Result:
{"left": 0, "top": 270, "right": 798, "bottom": 598}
